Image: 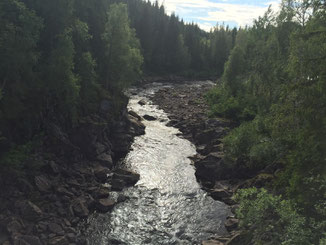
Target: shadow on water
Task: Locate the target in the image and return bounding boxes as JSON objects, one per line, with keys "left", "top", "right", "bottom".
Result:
{"left": 85, "top": 82, "right": 230, "bottom": 245}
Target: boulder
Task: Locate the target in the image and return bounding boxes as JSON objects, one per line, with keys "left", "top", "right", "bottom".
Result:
{"left": 96, "top": 153, "right": 113, "bottom": 169}
{"left": 210, "top": 188, "right": 232, "bottom": 201}
{"left": 128, "top": 110, "right": 142, "bottom": 121}
{"left": 111, "top": 179, "right": 125, "bottom": 191}
{"left": 72, "top": 200, "right": 89, "bottom": 218}
{"left": 112, "top": 169, "right": 140, "bottom": 186}
{"left": 194, "top": 128, "right": 225, "bottom": 144}
{"left": 195, "top": 153, "right": 230, "bottom": 182}
{"left": 95, "top": 198, "right": 116, "bottom": 213}
{"left": 92, "top": 187, "right": 110, "bottom": 199}
{"left": 48, "top": 223, "right": 64, "bottom": 235}
{"left": 225, "top": 218, "right": 239, "bottom": 232}
{"left": 94, "top": 166, "right": 110, "bottom": 182}
{"left": 128, "top": 115, "right": 145, "bottom": 136}
{"left": 143, "top": 115, "right": 157, "bottom": 121}
{"left": 138, "top": 99, "right": 146, "bottom": 106}
{"left": 34, "top": 175, "right": 52, "bottom": 193}
{"left": 19, "top": 201, "right": 43, "bottom": 221}
{"left": 111, "top": 134, "right": 133, "bottom": 157}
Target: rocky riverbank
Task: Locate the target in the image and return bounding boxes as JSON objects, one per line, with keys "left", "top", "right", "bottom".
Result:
{"left": 0, "top": 104, "right": 145, "bottom": 245}
{"left": 151, "top": 81, "right": 264, "bottom": 245}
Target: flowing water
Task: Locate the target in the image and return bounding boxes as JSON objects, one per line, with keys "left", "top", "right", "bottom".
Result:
{"left": 85, "top": 82, "right": 230, "bottom": 245}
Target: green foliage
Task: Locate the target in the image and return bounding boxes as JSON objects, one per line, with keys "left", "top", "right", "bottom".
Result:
{"left": 208, "top": 2, "right": 326, "bottom": 244}
{"left": 234, "top": 188, "right": 312, "bottom": 245}
{"left": 102, "top": 3, "right": 143, "bottom": 90}
{"left": 223, "top": 118, "right": 278, "bottom": 169}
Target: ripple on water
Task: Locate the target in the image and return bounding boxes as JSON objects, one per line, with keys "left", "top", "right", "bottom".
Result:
{"left": 85, "top": 82, "right": 230, "bottom": 245}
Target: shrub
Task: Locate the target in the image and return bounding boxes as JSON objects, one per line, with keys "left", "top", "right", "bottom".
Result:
{"left": 234, "top": 188, "right": 312, "bottom": 245}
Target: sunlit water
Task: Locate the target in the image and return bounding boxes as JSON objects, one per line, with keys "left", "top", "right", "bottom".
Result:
{"left": 85, "top": 82, "right": 230, "bottom": 245}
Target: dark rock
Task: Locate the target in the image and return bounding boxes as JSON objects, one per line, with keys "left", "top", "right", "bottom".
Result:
{"left": 128, "top": 110, "right": 142, "bottom": 121}
{"left": 117, "top": 194, "right": 128, "bottom": 203}
{"left": 128, "top": 115, "right": 145, "bottom": 136}
{"left": 13, "top": 235, "right": 42, "bottom": 245}
{"left": 111, "top": 133, "right": 133, "bottom": 158}
{"left": 95, "top": 198, "right": 116, "bottom": 213}
{"left": 48, "top": 223, "right": 64, "bottom": 235}
{"left": 210, "top": 188, "right": 232, "bottom": 201}
{"left": 96, "top": 153, "right": 113, "bottom": 169}
{"left": 34, "top": 175, "right": 52, "bottom": 193}
{"left": 92, "top": 187, "right": 110, "bottom": 199}
{"left": 94, "top": 166, "right": 110, "bottom": 182}
{"left": 225, "top": 218, "right": 239, "bottom": 232}
{"left": 195, "top": 153, "right": 230, "bottom": 182}
{"left": 19, "top": 201, "right": 43, "bottom": 221}
{"left": 138, "top": 99, "right": 146, "bottom": 106}
{"left": 48, "top": 236, "right": 69, "bottom": 245}
{"left": 107, "top": 238, "right": 127, "bottom": 244}
{"left": 111, "top": 179, "right": 125, "bottom": 191}
{"left": 113, "top": 169, "right": 140, "bottom": 186}
{"left": 143, "top": 115, "right": 157, "bottom": 121}
{"left": 194, "top": 128, "right": 225, "bottom": 145}
{"left": 72, "top": 200, "right": 89, "bottom": 218}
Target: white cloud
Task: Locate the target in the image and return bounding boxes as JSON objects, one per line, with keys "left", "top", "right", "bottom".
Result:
{"left": 151, "top": 0, "right": 281, "bottom": 30}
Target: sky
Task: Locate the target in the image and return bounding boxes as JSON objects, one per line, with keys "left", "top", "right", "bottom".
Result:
{"left": 150, "top": 0, "right": 282, "bottom": 31}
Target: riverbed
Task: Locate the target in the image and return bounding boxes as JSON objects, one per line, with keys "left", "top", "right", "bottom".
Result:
{"left": 85, "top": 82, "right": 230, "bottom": 245}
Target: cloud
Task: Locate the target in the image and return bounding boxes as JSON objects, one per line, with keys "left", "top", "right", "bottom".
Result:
{"left": 150, "top": 0, "right": 281, "bottom": 30}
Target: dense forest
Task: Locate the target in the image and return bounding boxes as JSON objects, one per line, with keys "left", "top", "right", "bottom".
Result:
{"left": 0, "top": 0, "right": 236, "bottom": 170}
{"left": 207, "top": 0, "right": 326, "bottom": 244}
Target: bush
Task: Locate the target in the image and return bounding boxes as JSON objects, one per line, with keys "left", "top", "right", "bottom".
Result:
{"left": 223, "top": 118, "right": 278, "bottom": 169}
{"left": 234, "top": 188, "right": 312, "bottom": 245}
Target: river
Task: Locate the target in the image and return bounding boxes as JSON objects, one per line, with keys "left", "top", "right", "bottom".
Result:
{"left": 84, "top": 82, "right": 230, "bottom": 245}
